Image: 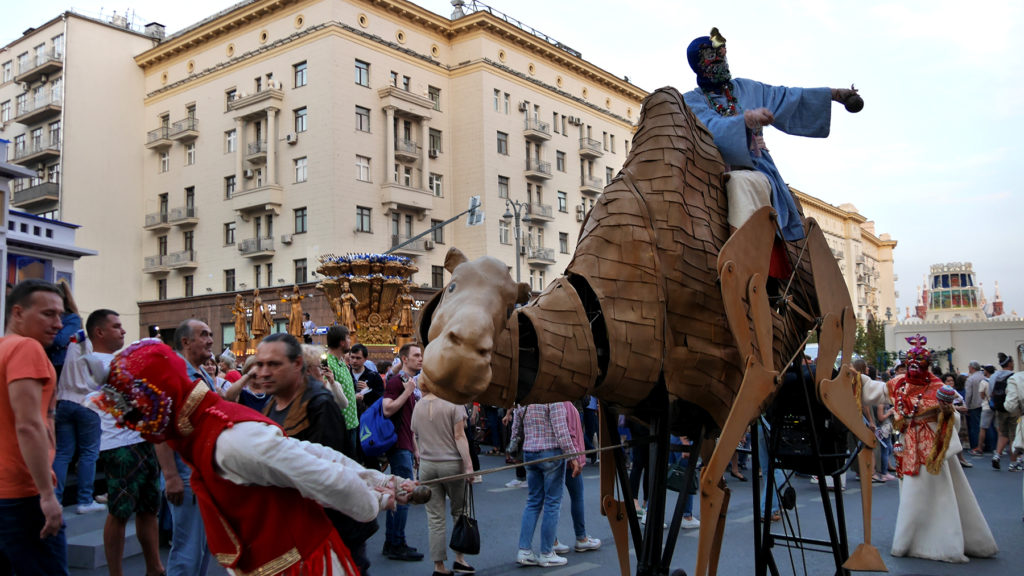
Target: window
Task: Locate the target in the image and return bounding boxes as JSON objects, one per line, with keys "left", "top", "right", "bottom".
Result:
{"left": 294, "top": 207, "right": 307, "bottom": 234}
{"left": 499, "top": 220, "right": 510, "bottom": 244}
{"left": 493, "top": 89, "right": 500, "bottom": 111}
{"left": 559, "top": 232, "right": 569, "bottom": 254}
{"left": 224, "top": 269, "right": 236, "bottom": 292}
{"left": 610, "top": 134, "right": 616, "bottom": 153}
{"left": 432, "top": 266, "right": 444, "bottom": 289}
{"left": 429, "top": 129, "right": 442, "bottom": 154}
{"left": 294, "top": 258, "right": 308, "bottom": 284}
{"left": 52, "top": 34, "right": 64, "bottom": 58}
{"left": 294, "top": 107, "right": 307, "bottom": 133}
{"left": 556, "top": 151, "right": 566, "bottom": 172}
{"left": 355, "top": 106, "right": 370, "bottom": 132}
{"left": 606, "top": 167, "right": 614, "bottom": 185}
{"left": 431, "top": 219, "right": 444, "bottom": 244}
{"left": 498, "top": 175, "right": 509, "bottom": 199}
{"left": 428, "top": 86, "right": 441, "bottom": 110}
{"left": 16, "top": 93, "right": 27, "bottom": 115}
{"left": 394, "top": 164, "right": 412, "bottom": 186}
{"left": 266, "top": 263, "right": 274, "bottom": 287}
{"left": 224, "top": 176, "right": 236, "bottom": 199}
{"left": 497, "top": 132, "right": 508, "bottom": 155}
{"left": 0, "top": 101, "right": 9, "bottom": 123}
{"left": 47, "top": 121, "right": 60, "bottom": 145}
{"left": 46, "top": 164, "right": 60, "bottom": 183}
{"left": 157, "top": 279, "right": 167, "bottom": 301}
{"left": 184, "top": 275, "right": 194, "bottom": 298}
{"left": 356, "top": 206, "right": 372, "bottom": 232}
{"left": 159, "top": 194, "right": 168, "bottom": 218}
{"left": 16, "top": 53, "right": 28, "bottom": 74}
{"left": 529, "top": 269, "right": 536, "bottom": 291}
{"left": 185, "top": 143, "right": 195, "bottom": 165}
{"left": 354, "top": 60, "right": 370, "bottom": 86}
{"left": 294, "top": 61, "right": 307, "bottom": 87}
{"left": 157, "top": 235, "right": 168, "bottom": 256}
{"left": 402, "top": 75, "right": 410, "bottom": 91}
{"left": 504, "top": 92, "right": 510, "bottom": 114}
{"left": 390, "top": 71, "right": 398, "bottom": 87}
{"left": 51, "top": 78, "right": 61, "bottom": 101}
{"left": 603, "top": 131, "right": 608, "bottom": 151}
{"left": 225, "top": 129, "right": 236, "bottom": 152}
{"left": 254, "top": 265, "right": 261, "bottom": 288}
{"left": 429, "top": 173, "right": 443, "bottom": 197}
{"left": 254, "top": 76, "right": 263, "bottom": 93}
{"left": 159, "top": 152, "right": 169, "bottom": 173}
{"left": 557, "top": 191, "right": 568, "bottom": 213}
{"left": 294, "top": 157, "right": 308, "bottom": 183}
{"left": 225, "top": 89, "right": 237, "bottom": 108}
{"left": 224, "top": 222, "right": 236, "bottom": 245}
{"left": 355, "top": 155, "right": 371, "bottom": 181}
{"left": 552, "top": 112, "right": 559, "bottom": 134}
{"left": 1, "top": 61, "right": 10, "bottom": 83}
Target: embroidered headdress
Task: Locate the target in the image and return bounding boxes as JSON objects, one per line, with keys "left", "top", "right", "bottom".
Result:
{"left": 687, "top": 27, "right": 732, "bottom": 92}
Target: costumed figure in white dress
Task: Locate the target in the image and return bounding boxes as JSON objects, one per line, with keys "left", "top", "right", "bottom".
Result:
{"left": 862, "top": 334, "right": 998, "bottom": 563}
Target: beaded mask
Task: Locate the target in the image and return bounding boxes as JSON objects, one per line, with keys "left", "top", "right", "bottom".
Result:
{"left": 93, "top": 338, "right": 194, "bottom": 442}
{"left": 687, "top": 28, "right": 732, "bottom": 92}
{"left": 904, "top": 334, "right": 932, "bottom": 385}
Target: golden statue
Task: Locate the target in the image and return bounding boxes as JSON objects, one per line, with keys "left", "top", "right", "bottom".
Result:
{"left": 339, "top": 280, "right": 359, "bottom": 331}
{"left": 281, "top": 285, "right": 304, "bottom": 338}
{"left": 395, "top": 284, "right": 415, "bottom": 337}
{"left": 250, "top": 289, "right": 272, "bottom": 346}
{"left": 229, "top": 293, "right": 250, "bottom": 357}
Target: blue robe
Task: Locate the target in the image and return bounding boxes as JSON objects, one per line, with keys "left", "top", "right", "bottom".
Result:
{"left": 683, "top": 78, "right": 832, "bottom": 241}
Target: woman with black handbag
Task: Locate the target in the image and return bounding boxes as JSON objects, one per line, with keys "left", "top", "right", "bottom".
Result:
{"left": 411, "top": 379, "right": 477, "bottom": 575}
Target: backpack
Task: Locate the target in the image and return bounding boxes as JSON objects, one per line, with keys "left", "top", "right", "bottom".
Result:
{"left": 359, "top": 398, "right": 397, "bottom": 457}
{"left": 991, "top": 373, "right": 1011, "bottom": 413}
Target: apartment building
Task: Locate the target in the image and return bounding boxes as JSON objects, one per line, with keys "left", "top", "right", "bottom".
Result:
{"left": 795, "top": 189, "right": 897, "bottom": 325}
{"left": 0, "top": 12, "right": 158, "bottom": 336}
{"left": 133, "top": 0, "right": 644, "bottom": 348}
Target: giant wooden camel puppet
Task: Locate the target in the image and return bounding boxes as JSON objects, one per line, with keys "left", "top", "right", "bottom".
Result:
{"left": 417, "top": 87, "right": 886, "bottom": 576}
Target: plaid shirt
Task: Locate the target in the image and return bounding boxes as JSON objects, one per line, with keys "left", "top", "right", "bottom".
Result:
{"left": 513, "top": 402, "right": 575, "bottom": 455}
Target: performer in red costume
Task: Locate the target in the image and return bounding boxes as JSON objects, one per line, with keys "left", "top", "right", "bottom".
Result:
{"left": 91, "top": 339, "right": 416, "bottom": 576}
{"left": 862, "top": 334, "right": 997, "bottom": 562}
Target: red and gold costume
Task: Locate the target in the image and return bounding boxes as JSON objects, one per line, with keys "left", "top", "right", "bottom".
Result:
{"left": 887, "top": 372, "right": 955, "bottom": 477}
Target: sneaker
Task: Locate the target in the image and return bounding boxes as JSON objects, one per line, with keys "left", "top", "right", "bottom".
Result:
{"left": 575, "top": 536, "right": 602, "bottom": 551}
{"left": 472, "top": 475, "right": 483, "bottom": 484}
{"left": 94, "top": 494, "right": 108, "bottom": 504}
{"left": 537, "top": 552, "right": 568, "bottom": 567}
{"left": 76, "top": 502, "right": 106, "bottom": 514}
{"left": 1009, "top": 462, "right": 1023, "bottom": 472}
{"left": 992, "top": 455, "right": 1001, "bottom": 470}
{"left": 388, "top": 544, "right": 423, "bottom": 561}
{"left": 516, "top": 549, "right": 539, "bottom": 566}
{"left": 552, "top": 541, "right": 570, "bottom": 555}
{"left": 680, "top": 517, "right": 701, "bottom": 530}
{"left": 505, "top": 479, "right": 525, "bottom": 488}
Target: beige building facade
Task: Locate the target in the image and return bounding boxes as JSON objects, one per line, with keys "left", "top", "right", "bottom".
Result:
{"left": 795, "top": 190, "right": 897, "bottom": 325}
{"left": 1, "top": 13, "right": 158, "bottom": 337}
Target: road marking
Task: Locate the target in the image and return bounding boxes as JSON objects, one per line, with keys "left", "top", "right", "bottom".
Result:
{"left": 584, "top": 474, "right": 600, "bottom": 480}
{"left": 545, "top": 561, "right": 601, "bottom": 575}
{"left": 486, "top": 487, "right": 526, "bottom": 493}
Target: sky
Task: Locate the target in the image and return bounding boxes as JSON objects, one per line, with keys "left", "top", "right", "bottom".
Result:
{"left": 4, "top": 0, "right": 1023, "bottom": 317}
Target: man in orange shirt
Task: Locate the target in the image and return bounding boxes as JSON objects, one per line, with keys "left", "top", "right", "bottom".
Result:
{"left": 0, "top": 279, "right": 68, "bottom": 575}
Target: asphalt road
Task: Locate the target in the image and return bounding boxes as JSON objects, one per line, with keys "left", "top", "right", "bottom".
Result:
{"left": 76, "top": 449, "right": 1024, "bottom": 576}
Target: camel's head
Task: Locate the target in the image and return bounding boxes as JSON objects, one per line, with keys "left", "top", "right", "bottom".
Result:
{"left": 418, "top": 247, "right": 530, "bottom": 404}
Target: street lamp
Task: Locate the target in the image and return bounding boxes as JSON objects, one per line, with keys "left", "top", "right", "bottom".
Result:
{"left": 502, "top": 198, "right": 532, "bottom": 282}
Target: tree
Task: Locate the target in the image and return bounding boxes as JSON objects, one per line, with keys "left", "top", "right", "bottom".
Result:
{"left": 855, "top": 318, "right": 888, "bottom": 371}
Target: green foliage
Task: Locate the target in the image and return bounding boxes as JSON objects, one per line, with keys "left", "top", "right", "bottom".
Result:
{"left": 854, "top": 318, "right": 888, "bottom": 370}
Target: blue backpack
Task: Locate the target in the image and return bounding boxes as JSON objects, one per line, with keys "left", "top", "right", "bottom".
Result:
{"left": 359, "top": 398, "right": 397, "bottom": 458}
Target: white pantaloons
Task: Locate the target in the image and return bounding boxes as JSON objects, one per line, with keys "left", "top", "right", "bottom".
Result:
{"left": 725, "top": 170, "right": 772, "bottom": 230}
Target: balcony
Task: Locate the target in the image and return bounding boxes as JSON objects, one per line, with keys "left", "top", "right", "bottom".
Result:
{"left": 526, "top": 247, "right": 556, "bottom": 265}
{"left": 527, "top": 203, "right": 554, "bottom": 222}
{"left": 380, "top": 182, "right": 433, "bottom": 215}
{"left": 14, "top": 93, "right": 62, "bottom": 126}
{"left": 523, "top": 118, "right": 551, "bottom": 141}
{"left": 168, "top": 206, "right": 199, "bottom": 227}
{"left": 394, "top": 138, "right": 419, "bottom": 163}
{"left": 11, "top": 141, "right": 60, "bottom": 166}
{"left": 165, "top": 250, "right": 198, "bottom": 270}
{"left": 144, "top": 211, "right": 171, "bottom": 232}
{"left": 231, "top": 184, "right": 283, "bottom": 216}
{"left": 238, "top": 237, "right": 275, "bottom": 258}
{"left": 524, "top": 159, "right": 552, "bottom": 181}
{"left": 228, "top": 87, "right": 284, "bottom": 120}
{"left": 143, "top": 255, "right": 170, "bottom": 274}
{"left": 169, "top": 117, "right": 199, "bottom": 141}
{"left": 146, "top": 126, "right": 172, "bottom": 150}
{"left": 14, "top": 49, "right": 63, "bottom": 85}
{"left": 579, "top": 137, "right": 603, "bottom": 159}
{"left": 246, "top": 141, "right": 268, "bottom": 163}
{"left": 389, "top": 234, "right": 430, "bottom": 256}
{"left": 377, "top": 86, "right": 434, "bottom": 120}
{"left": 579, "top": 176, "right": 604, "bottom": 195}
{"left": 11, "top": 182, "right": 59, "bottom": 210}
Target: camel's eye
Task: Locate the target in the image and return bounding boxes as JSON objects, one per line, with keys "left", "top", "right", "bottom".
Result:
{"left": 447, "top": 282, "right": 457, "bottom": 294}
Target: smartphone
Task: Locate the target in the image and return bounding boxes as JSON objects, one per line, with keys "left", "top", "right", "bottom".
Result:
{"left": 320, "top": 353, "right": 329, "bottom": 368}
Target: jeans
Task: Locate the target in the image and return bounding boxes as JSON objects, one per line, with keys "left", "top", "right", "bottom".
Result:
{"left": 485, "top": 407, "right": 503, "bottom": 448}
{"left": 758, "top": 424, "right": 786, "bottom": 515}
{"left": 53, "top": 400, "right": 101, "bottom": 505}
{"left": 583, "top": 409, "right": 599, "bottom": 455}
{"left": 967, "top": 407, "right": 981, "bottom": 450}
{"left": 564, "top": 463, "right": 586, "bottom": 539}
{"left": 518, "top": 449, "right": 565, "bottom": 554}
{"left": 385, "top": 448, "right": 414, "bottom": 545}
{"left": 0, "top": 496, "right": 68, "bottom": 575}
{"left": 878, "top": 435, "right": 893, "bottom": 475}
{"left": 166, "top": 453, "right": 210, "bottom": 576}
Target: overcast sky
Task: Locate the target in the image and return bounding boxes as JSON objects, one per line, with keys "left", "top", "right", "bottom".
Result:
{"left": 5, "top": 0, "right": 1022, "bottom": 317}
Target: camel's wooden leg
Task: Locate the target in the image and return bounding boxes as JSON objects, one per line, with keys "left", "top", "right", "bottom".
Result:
{"left": 599, "top": 403, "right": 632, "bottom": 576}
{"left": 695, "top": 356, "right": 777, "bottom": 576}
{"left": 841, "top": 446, "right": 887, "bottom": 572}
